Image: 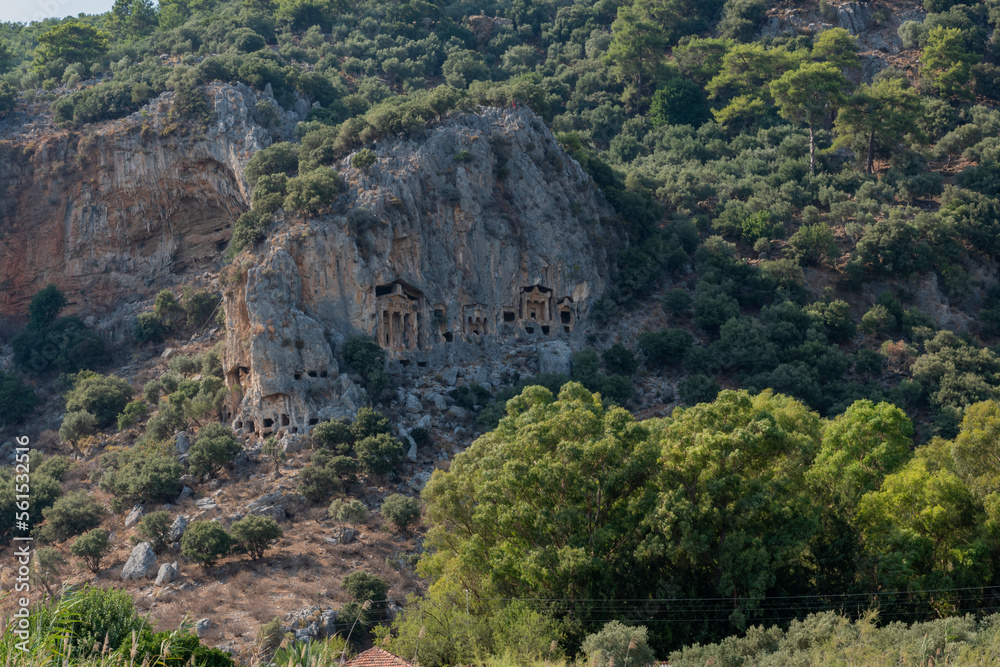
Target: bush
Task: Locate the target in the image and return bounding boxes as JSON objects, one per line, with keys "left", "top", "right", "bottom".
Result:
{"left": 788, "top": 223, "right": 837, "bottom": 266}
{"left": 351, "top": 148, "right": 377, "bottom": 169}
{"left": 693, "top": 286, "right": 740, "bottom": 335}
{"left": 136, "top": 510, "right": 172, "bottom": 552}
{"left": 183, "top": 290, "right": 219, "bottom": 328}
{"left": 599, "top": 374, "right": 637, "bottom": 404}
{"left": 329, "top": 497, "right": 369, "bottom": 531}
{"left": 859, "top": 304, "right": 896, "bottom": 336}
{"left": 117, "top": 400, "right": 148, "bottom": 430}
{"left": 70, "top": 528, "right": 111, "bottom": 572}
{"left": 65, "top": 373, "right": 133, "bottom": 428}
{"left": 100, "top": 454, "right": 183, "bottom": 508}
{"left": 638, "top": 330, "right": 693, "bottom": 369}
{"left": 135, "top": 632, "right": 236, "bottom": 667}
{"left": 601, "top": 344, "right": 638, "bottom": 376}
{"left": 65, "top": 586, "right": 150, "bottom": 655}
{"left": 284, "top": 168, "right": 344, "bottom": 213}
{"left": 313, "top": 418, "right": 354, "bottom": 453}
{"left": 39, "top": 490, "right": 105, "bottom": 542}
{"left": 245, "top": 142, "right": 300, "bottom": 184}
{"left": 342, "top": 571, "right": 389, "bottom": 604}
{"left": 189, "top": 423, "right": 241, "bottom": 478}
{"left": 381, "top": 494, "right": 420, "bottom": 532}
{"left": 662, "top": 289, "right": 694, "bottom": 317}
{"left": 59, "top": 410, "right": 96, "bottom": 444}
{"left": 134, "top": 312, "right": 165, "bottom": 343}
{"left": 299, "top": 451, "right": 346, "bottom": 502}
{"left": 582, "top": 621, "right": 657, "bottom": 667}
{"left": 355, "top": 433, "right": 404, "bottom": 476}
{"left": 230, "top": 515, "right": 283, "bottom": 560}
{"left": 351, "top": 407, "right": 392, "bottom": 440}
{"left": 678, "top": 374, "right": 721, "bottom": 405}
{"left": 180, "top": 520, "right": 232, "bottom": 567}
{"left": 12, "top": 315, "right": 104, "bottom": 374}
{"left": 341, "top": 336, "right": 389, "bottom": 399}
{"left": 0, "top": 371, "right": 41, "bottom": 426}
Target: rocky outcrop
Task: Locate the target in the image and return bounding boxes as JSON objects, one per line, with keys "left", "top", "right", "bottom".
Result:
{"left": 222, "top": 107, "right": 616, "bottom": 436}
{"left": 0, "top": 83, "right": 292, "bottom": 343}
{"left": 121, "top": 542, "right": 157, "bottom": 580}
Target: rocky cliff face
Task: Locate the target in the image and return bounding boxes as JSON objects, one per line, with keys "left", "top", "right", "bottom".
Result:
{"left": 0, "top": 83, "right": 294, "bottom": 344}
{"left": 222, "top": 107, "right": 616, "bottom": 436}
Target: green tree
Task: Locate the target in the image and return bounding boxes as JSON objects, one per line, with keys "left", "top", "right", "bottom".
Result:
{"left": 952, "top": 400, "right": 1000, "bottom": 523}
{"left": 605, "top": 0, "right": 667, "bottom": 105}
{"left": 65, "top": 373, "right": 133, "bottom": 428}
{"left": 34, "top": 21, "right": 110, "bottom": 75}
{"left": 0, "top": 42, "right": 15, "bottom": 75}
{"left": 707, "top": 42, "right": 803, "bottom": 129}
{"left": 0, "top": 371, "right": 41, "bottom": 426}
{"left": 28, "top": 284, "right": 67, "bottom": 327}
{"left": 351, "top": 407, "right": 392, "bottom": 440}
{"left": 643, "top": 390, "right": 822, "bottom": 631}
{"left": 39, "top": 490, "right": 105, "bottom": 542}
{"left": 342, "top": 570, "right": 389, "bottom": 604}
{"left": 136, "top": 511, "right": 172, "bottom": 553}
{"left": 262, "top": 436, "right": 285, "bottom": 478}
{"left": 381, "top": 494, "right": 420, "bottom": 532}
{"left": 812, "top": 28, "right": 860, "bottom": 71}
{"left": 329, "top": 498, "right": 369, "bottom": 532}
{"left": 33, "top": 546, "right": 65, "bottom": 595}
{"left": 355, "top": 433, "right": 404, "bottom": 476}
{"left": 809, "top": 400, "right": 913, "bottom": 511}
{"left": 921, "top": 25, "right": 979, "bottom": 100}
{"left": 188, "top": 423, "right": 241, "bottom": 478}
{"left": 283, "top": 168, "right": 343, "bottom": 213}
{"left": 70, "top": 528, "right": 111, "bottom": 573}
{"left": 421, "top": 383, "right": 658, "bottom": 611}
{"left": 181, "top": 520, "right": 232, "bottom": 567}
{"left": 230, "top": 515, "right": 283, "bottom": 560}
{"left": 770, "top": 62, "right": 847, "bottom": 174}
{"left": 834, "top": 77, "right": 925, "bottom": 174}
{"left": 110, "top": 0, "right": 158, "bottom": 38}
{"left": 856, "top": 453, "right": 990, "bottom": 606}
{"left": 582, "top": 621, "right": 657, "bottom": 667}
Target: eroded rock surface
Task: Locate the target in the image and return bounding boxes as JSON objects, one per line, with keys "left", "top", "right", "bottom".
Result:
{"left": 222, "top": 107, "right": 616, "bottom": 435}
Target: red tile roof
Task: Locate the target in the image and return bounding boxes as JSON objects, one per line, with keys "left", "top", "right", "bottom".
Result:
{"left": 344, "top": 647, "right": 414, "bottom": 667}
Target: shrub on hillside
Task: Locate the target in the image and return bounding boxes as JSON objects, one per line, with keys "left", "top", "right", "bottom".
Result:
{"left": 100, "top": 453, "right": 183, "bottom": 509}
{"left": 180, "top": 520, "right": 232, "bottom": 567}
{"left": 188, "top": 423, "right": 241, "bottom": 478}
{"left": 313, "top": 418, "right": 354, "bottom": 453}
{"left": 0, "top": 371, "right": 41, "bottom": 426}
{"left": 230, "top": 515, "right": 283, "bottom": 560}
{"left": 341, "top": 337, "right": 389, "bottom": 399}
{"left": 70, "top": 528, "right": 111, "bottom": 573}
{"left": 355, "top": 433, "right": 404, "bottom": 477}
{"left": 381, "top": 494, "right": 420, "bottom": 532}
{"left": 65, "top": 373, "right": 133, "bottom": 427}
{"left": 136, "top": 511, "right": 172, "bottom": 553}
{"left": 39, "top": 490, "right": 104, "bottom": 542}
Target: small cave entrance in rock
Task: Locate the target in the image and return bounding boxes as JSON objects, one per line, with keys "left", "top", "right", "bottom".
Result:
{"left": 290, "top": 427, "right": 298, "bottom": 434}
{"left": 443, "top": 332, "right": 454, "bottom": 342}
{"left": 399, "top": 359, "right": 411, "bottom": 367}
{"left": 235, "top": 420, "right": 243, "bottom": 429}
{"left": 320, "top": 370, "right": 328, "bottom": 377}
{"left": 503, "top": 309, "right": 516, "bottom": 322}
{"left": 525, "top": 326, "right": 535, "bottom": 334}
{"left": 309, "top": 417, "right": 319, "bottom": 425}
{"left": 281, "top": 414, "right": 290, "bottom": 426}
{"left": 308, "top": 370, "right": 318, "bottom": 378}
{"left": 294, "top": 372, "right": 302, "bottom": 380}
{"left": 558, "top": 297, "right": 575, "bottom": 333}
{"left": 417, "top": 360, "right": 428, "bottom": 367}
{"left": 377, "top": 280, "right": 424, "bottom": 351}
{"left": 263, "top": 418, "right": 274, "bottom": 428}
{"left": 541, "top": 325, "right": 550, "bottom": 335}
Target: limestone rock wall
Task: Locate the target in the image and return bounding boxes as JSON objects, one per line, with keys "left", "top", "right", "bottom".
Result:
{"left": 0, "top": 83, "right": 290, "bottom": 345}
{"left": 223, "top": 107, "right": 617, "bottom": 436}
